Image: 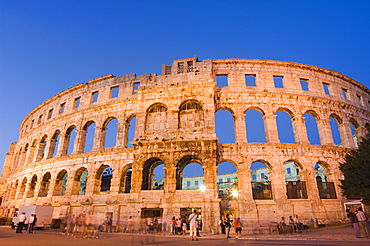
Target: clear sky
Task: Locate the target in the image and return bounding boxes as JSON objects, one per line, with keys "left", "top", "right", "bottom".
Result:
{"left": 1, "top": 0, "right": 369, "bottom": 173}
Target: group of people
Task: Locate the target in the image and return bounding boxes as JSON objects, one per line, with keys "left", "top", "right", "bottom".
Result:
{"left": 278, "top": 215, "right": 304, "bottom": 232}
{"left": 170, "top": 217, "right": 187, "bottom": 235}
{"left": 15, "top": 212, "right": 37, "bottom": 234}
{"left": 63, "top": 213, "right": 100, "bottom": 239}
{"left": 219, "top": 214, "right": 243, "bottom": 239}
{"left": 347, "top": 206, "right": 369, "bottom": 238}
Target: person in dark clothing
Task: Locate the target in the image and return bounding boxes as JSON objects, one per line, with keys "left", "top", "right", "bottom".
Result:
{"left": 348, "top": 209, "right": 361, "bottom": 238}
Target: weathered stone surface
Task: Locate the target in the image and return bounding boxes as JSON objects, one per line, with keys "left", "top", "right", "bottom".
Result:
{"left": 1, "top": 57, "right": 369, "bottom": 231}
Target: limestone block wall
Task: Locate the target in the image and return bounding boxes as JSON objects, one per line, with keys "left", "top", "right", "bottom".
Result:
{"left": 1, "top": 56, "right": 369, "bottom": 231}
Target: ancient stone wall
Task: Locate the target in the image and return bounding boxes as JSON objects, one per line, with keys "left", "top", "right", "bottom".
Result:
{"left": 1, "top": 56, "right": 369, "bottom": 231}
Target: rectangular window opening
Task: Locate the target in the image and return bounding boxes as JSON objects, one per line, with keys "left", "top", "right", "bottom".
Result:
{"left": 273, "top": 76, "right": 284, "bottom": 88}
{"left": 245, "top": 75, "right": 256, "bottom": 87}
{"left": 342, "top": 88, "right": 348, "bottom": 99}
{"left": 92, "top": 91, "right": 99, "bottom": 103}
{"left": 300, "top": 79, "right": 309, "bottom": 91}
{"left": 357, "top": 94, "right": 362, "bottom": 105}
{"left": 74, "top": 97, "right": 81, "bottom": 108}
{"left": 323, "top": 83, "right": 330, "bottom": 95}
{"left": 187, "top": 61, "right": 193, "bottom": 72}
{"left": 38, "top": 114, "right": 43, "bottom": 124}
{"left": 133, "top": 82, "right": 140, "bottom": 94}
{"left": 110, "top": 86, "right": 119, "bottom": 98}
{"left": 216, "top": 75, "right": 228, "bottom": 87}
{"left": 60, "top": 102, "right": 66, "bottom": 114}
{"left": 177, "top": 62, "right": 184, "bottom": 73}
{"left": 47, "top": 109, "right": 53, "bottom": 119}
{"left": 287, "top": 168, "right": 291, "bottom": 174}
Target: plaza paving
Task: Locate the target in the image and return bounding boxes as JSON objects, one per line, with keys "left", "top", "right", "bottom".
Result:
{"left": 1, "top": 223, "right": 370, "bottom": 245}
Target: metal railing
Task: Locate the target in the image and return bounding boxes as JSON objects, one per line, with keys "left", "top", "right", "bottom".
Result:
{"left": 286, "top": 181, "right": 308, "bottom": 199}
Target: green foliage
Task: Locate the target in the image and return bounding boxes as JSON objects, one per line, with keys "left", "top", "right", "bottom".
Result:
{"left": 339, "top": 134, "right": 370, "bottom": 204}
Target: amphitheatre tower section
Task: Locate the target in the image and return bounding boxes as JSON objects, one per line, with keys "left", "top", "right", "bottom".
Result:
{"left": 1, "top": 56, "right": 369, "bottom": 230}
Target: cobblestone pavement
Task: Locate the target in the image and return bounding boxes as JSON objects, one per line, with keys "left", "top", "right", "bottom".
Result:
{"left": 1, "top": 223, "right": 370, "bottom": 245}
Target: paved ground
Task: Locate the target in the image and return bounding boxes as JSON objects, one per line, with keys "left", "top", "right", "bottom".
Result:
{"left": 1, "top": 223, "right": 370, "bottom": 246}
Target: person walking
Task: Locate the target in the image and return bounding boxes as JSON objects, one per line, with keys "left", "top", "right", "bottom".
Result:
{"left": 16, "top": 212, "right": 27, "bottom": 233}
{"left": 188, "top": 209, "right": 198, "bottom": 241}
{"left": 171, "top": 216, "right": 177, "bottom": 235}
{"left": 348, "top": 209, "right": 361, "bottom": 238}
{"left": 225, "top": 214, "right": 232, "bottom": 238}
{"left": 219, "top": 216, "right": 226, "bottom": 235}
{"left": 356, "top": 207, "right": 369, "bottom": 238}
{"left": 234, "top": 217, "right": 243, "bottom": 239}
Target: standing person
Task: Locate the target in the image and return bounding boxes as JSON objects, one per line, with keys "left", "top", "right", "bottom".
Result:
{"left": 182, "top": 218, "right": 187, "bottom": 235}
{"left": 234, "top": 217, "right": 243, "bottom": 239}
{"left": 105, "top": 216, "right": 112, "bottom": 232}
{"left": 188, "top": 209, "right": 198, "bottom": 241}
{"left": 225, "top": 214, "right": 232, "bottom": 238}
{"left": 126, "top": 216, "right": 133, "bottom": 233}
{"left": 176, "top": 218, "right": 182, "bottom": 234}
{"left": 356, "top": 207, "right": 370, "bottom": 238}
{"left": 219, "top": 216, "right": 226, "bottom": 235}
{"left": 16, "top": 212, "right": 27, "bottom": 233}
{"left": 348, "top": 209, "right": 361, "bottom": 238}
{"left": 171, "top": 216, "right": 177, "bottom": 235}
{"left": 27, "top": 214, "right": 36, "bottom": 233}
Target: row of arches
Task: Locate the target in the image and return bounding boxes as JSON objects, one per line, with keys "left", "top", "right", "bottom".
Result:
{"left": 13, "top": 101, "right": 369, "bottom": 171}
{"left": 6, "top": 156, "right": 338, "bottom": 202}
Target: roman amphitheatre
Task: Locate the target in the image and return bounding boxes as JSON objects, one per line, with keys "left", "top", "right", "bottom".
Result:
{"left": 1, "top": 56, "right": 369, "bottom": 231}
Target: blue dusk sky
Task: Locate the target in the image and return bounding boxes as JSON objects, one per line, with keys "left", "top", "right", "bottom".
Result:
{"left": 0, "top": 0, "right": 370, "bottom": 174}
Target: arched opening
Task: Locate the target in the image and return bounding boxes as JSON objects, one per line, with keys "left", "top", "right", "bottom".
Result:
{"left": 284, "top": 161, "right": 307, "bottom": 199}
{"left": 10, "top": 181, "right": 18, "bottom": 200}
{"left": 83, "top": 121, "right": 96, "bottom": 153}
{"left": 104, "top": 118, "right": 118, "bottom": 148}
{"left": 349, "top": 119, "right": 359, "bottom": 148}
{"left": 215, "top": 109, "right": 235, "bottom": 143}
{"left": 51, "top": 130, "right": 61, "bottom": 158}
{"left": 303, "top": 112, "right": 321, "bottom": 145}
{"left": 66, "top": 126, "right": 77, "bottom": 155}
{"left": 18, "top": 177, "right": 27, "bottom": 199}
{"left": 119, "top": 165, "right": 132, "bottom": 193}
{"left": 54, "top": 170, "right": 68, "bottom": 196}
{"left": 245, "top": 109, "right": 266, "bottom": 143}
{"left": 126, "top": 116, "right": 136, "bottom": 148}
{"left": 217, "top": 162, "right": 238, "bottom": 198}
{"left": 329, "top": 115, "right": 342, "bottom": 146}
{"left": 315, "top": 163, "right": 337, "bottom": 199}
{"left": 176, "top": 156, "right": 204, "bottom": 190}
{"left": 38, "top": 172, "right": 51, "bottom": 197}
{"left": 71, "top": 168, "right": 88, "bottom": 195}
{"left": 275, "top": 110, "right": 295, "bottom": 143}
{"left": 37, "top": 135, "right": 48, "bottom": 161}
{"left": 94, "top": 166, "right": 113, "bottom": 193}
{"left": 27, "top": 175, "right": 37, "bottom": 198}
{"left": 141, "top": 158, "right": 164, "bottom": 190}
{"left": 250, "top": 161, "right": 272, "bottom": 199}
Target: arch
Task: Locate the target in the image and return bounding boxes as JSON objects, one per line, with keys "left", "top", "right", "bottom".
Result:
{"left": 37, "top": 134, "right": 48, "bottom": 161}
{"left": 145, "top": 103, "right": 168, "bottom": 135}
{"left": 94, "top": 165, "right": 113, "bottom": 193}
{"left": 141, "top": 157, "right": 164, "bottom": 190}
{"left": 349, "top": 118, "right": 360, "bottom": 147}
{"left": 83, "top": 121, "right": 96, "bottom": 153}
{"left": 245, "top": 109, "right": 266, "bottom": 143}
{"left": 315, "top": 162, "right": 337, "bottom": 199}
{"left": 126, "top": 115, "right": 136, "bottom": 148}
{"left": 27, "top": 174, "right": 38, "bottom": 198}
{"left": 71, "top": 167, "right": 88, "bottom": 195}
{"left": 284, "top": 160, "right": 307, "bottom": 199}
{"left": 104, "top": 117, "right": 118, "bottom": 148}
{"left": 176, "top": 155, "right": 204, "bottom": 190}
{"left": 178, "top": 100, "right": 204, "bottom": 130}
{"left": 119, "top": 165, "right": 132, "bottom": 193}
{"left": 66, "top": 125, "right": 77, "bottom": 155}
{"left": 329, "top": 115, "right": 342, "bottom": 146}
{"left": 50, "top": 130, "right": 61, "bottom": 158}
{"left": 18, "top": 177, "right": 27, "bottom": 199}
{"left": 250, "top": 161, "right": 272, "bottom": 199}
{"left": 303, "top": 112, "right": 321, "bottom": 145}
{"left": 215, "top": 109, "right": 235, "bottom": 143}
{"left": 275, "top": 110, "right": 295, "bottom": 143}
{"left": 38, "top": 172, "right": 51, "bottom": 197}
{"left": 10, "top": 181, "right": 18, "bottom": 200}
{"left": 54, "top": 169, "right": 68, "bottom": 196}
{"left": 217, "top": 161, "right": 238, "bottom": 198}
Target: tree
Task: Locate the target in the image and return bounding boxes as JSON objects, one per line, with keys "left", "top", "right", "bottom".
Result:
{"left": 339, "top": 133, "right": 370, "bottom": 204}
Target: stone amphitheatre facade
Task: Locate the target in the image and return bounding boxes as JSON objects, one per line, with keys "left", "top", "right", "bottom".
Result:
{"left": 1, "top": 56, "right": 370, "bottom": 231}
